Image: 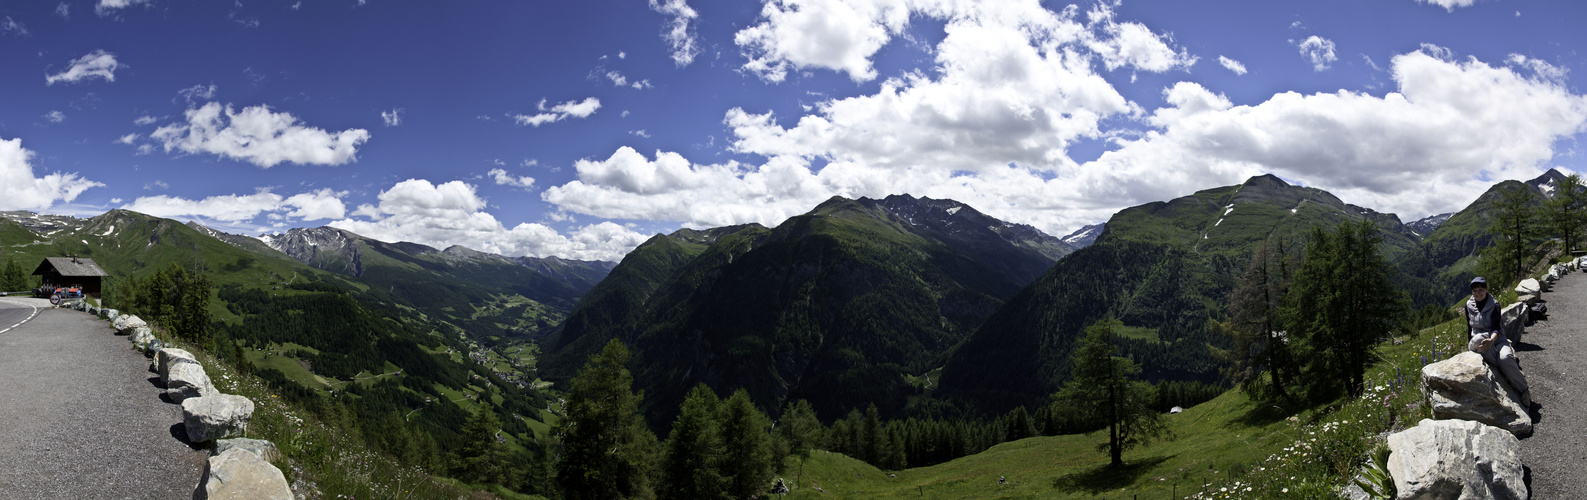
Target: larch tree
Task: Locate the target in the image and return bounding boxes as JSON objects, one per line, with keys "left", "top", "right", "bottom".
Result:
{"left": 1053, "top": 319, "right": 1169, "bottom": 468}
{"left": 556, "top": 339, "right": 658, "bottom": 500}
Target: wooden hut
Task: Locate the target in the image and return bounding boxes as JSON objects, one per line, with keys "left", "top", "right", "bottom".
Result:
{"left": 32, "top": 256, "right": 109, "bottom": 297}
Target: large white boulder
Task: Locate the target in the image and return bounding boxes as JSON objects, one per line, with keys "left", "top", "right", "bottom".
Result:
{"left": 183, "top": 394, "right": 255, "bottom": 443}
{"left": 201, "top": 448, "right": 293, "bottom": 500}
{"left": 1421, "top": 352, "right": 1532, "bottom": 437}
{"left": 215, "top": 438, "right": 282, "bottom": 463}
{"left": 155, "top": 348, "right": 198, "bottom": 380}
{"left": 1515, "top": 279, "right": 1541, "bottom": 296}
{"left": 111, "top": 314, "right": 147, "bottom": 335}
{"left": 165, "top": 361, "right": 217, "bottom": 404}
{"left": 1499, "top": 303, "right": 1526, "bottom": 343}
{"left": 1387, "top": 419, "right": 1525, "bottom": 500}
{"left": 103, "top": 308, "right": 118, "bottom": 320}
{"left": 129, "top": 327, "right": 155, "bottom": 350}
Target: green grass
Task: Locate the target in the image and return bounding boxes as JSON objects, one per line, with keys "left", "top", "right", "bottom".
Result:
{"left": 244, "top": 349, "right": 333, "bottom": 390}
{"left": 789, "top": 318, "right": 1468, "bottom": 499}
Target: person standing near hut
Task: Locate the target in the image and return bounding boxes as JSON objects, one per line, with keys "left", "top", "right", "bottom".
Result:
{"left": 1466, "top": 277, "right": 1531, "bottom": 408}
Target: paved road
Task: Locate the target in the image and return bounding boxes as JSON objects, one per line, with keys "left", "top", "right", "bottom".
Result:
{"left": 1518, "top": 271, "right": 1587, "bottom": 499}
{"left": 0, "top": 298, "right": 206, "bottom": 499}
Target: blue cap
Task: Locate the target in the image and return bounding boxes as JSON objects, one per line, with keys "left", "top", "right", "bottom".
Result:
{"left": 1470, "top": 276, "right": 1488, "bottom": 288}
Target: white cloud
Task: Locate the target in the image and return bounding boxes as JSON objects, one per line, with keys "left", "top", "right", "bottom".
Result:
{"left": 0, "top": 137, "right": 103, "bottom": 211}
{"left": 56, "top": 3, "right": 71, "bottom": 20}
{"left": 176, "top": 83, "right": 217, "bottom": 105}
{"left": 97, "top": 0, "right": 153, "bottom": 15}
{"left": 649, "top": 0, "right": 701, "bottom": 67}
{"left": 121, "top": 188, "right": 346, "bottom": 222}
{"left": 512, "top": 97, "right": 602, "bottom": 127}
{"left": 545, "top": 47, "right": 1587, "bottom": 241}
{"left": 330, "top": 178, "right": 647, "bottom": 260}
{"left": 46, "top": 50, "right": 121, "bottom": 85}
{"left": 488, "top": 168, "right": 536, "bottom": 190}
{"left": 1418, "top": 0, "right": 1478, "bottom": 12}
{"left": 43, "top": 110, "right": 65, "bottom": 124}
{"left": 150, "top": 102, "right": 371, "bottom": 167}
{"left": 115, "top": 133, "right": 139, "bottom": 145}
{"left": 2, "top": 16, "right": 29, "bottom": 36}
{"left": 1218, "top": 55, "right": 1247, "bottom": 75}
{"left": 605, "top": 71, "right": 653, "bottom": 89}
{"left": 144, "top": 180, "right": 169, "bottom": 190}
{"left": 1296, "top": 35, "right": 1337, "bottom": 71}
{"left": 381, "top": 108, "right": 403, "bottom": 127}
{"left": 134, "top": 115, "right": 159, "bottom": 126}
{"left": 1077, "top": 48, "right": 1587, "bottom": 223}
{"left": 734, "top": 0, "right": 1193, "bottom": 83}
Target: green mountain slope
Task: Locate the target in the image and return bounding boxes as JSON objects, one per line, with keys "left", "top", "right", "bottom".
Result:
{"left": 1401, "top": 169, "right": 1566, "bottom": 305}
{"left": 0, "top": 209, "right": 555, "bottom": 454}
{"left": 937, "top": 174, "right": 1421, "bottom": 413}
{"left": 545, "top": 194, "right": 1071, "bottom": 425}
{"left": 261, "top": 226, "right": 615, "bottom": 340}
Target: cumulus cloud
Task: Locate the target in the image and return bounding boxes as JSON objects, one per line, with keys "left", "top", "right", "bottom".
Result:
{"left": 605, "top": 71, "right": 652, "bottom": 89}
{"left": 150, "top": 102, "right": 371, "bottom": 167}
{"left": 43, "top": 111, "right": 66, "bottom": 124}
{"left": 649, "top": 0, "right": 701, "bottom": 67}
{"left": 330, "top": 179, "right": 647, "bottom": 260}
{"left": 97, "top": 0, "right": 153, "bottom": 15}
{"left": 544, "top": 46, "right": 1587, "bottom": 241}
{"left": 512, "top": 97, "right": 602, "bottom": 127}
{"left": 123, "top": 188, "right": 347, "bottom": 223}
{"left": 382, "top": 108, "right": 403, "bottom": 127}
{"left": 46, "top": 50, "right": 121, "bottom": 85}
{"left": 735, "top": 0, "right": 1193, "bottom": 83}
{"left": 0, "top": 137, "right": 103, "bottom": 211}
{"left": 488, "top": 168, "right": 536, "bottom": 190}
{"left": 1296, "top": 35, "right": 1337, "bottom": 71}
{"left": 115, "top": 133, "right": 139, "bottom": 145}
{"left": 1418, "top": 0, "right": 1478, "bottom": 11}
{"left": 1218, "top": 55, "right": 1247, "bottom": 75}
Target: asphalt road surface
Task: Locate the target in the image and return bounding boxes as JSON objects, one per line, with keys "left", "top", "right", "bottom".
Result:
{"left": 1518, "top": 271, "right": 1587, "bottom": 500}
{"left": 0, "top": 298, "right": 206, "bottom": 499}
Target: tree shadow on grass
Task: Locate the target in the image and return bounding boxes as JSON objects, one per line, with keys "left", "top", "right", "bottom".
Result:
{"left": 1051, "top": 455, "right": 1172, "bottom": 494}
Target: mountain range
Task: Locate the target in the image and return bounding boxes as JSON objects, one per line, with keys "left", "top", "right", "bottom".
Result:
{"left": 3, "top": 168, "right": 1574, "bottom": 428}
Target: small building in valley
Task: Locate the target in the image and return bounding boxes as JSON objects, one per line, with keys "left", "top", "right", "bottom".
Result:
{"left": 32, "top": 256, "right": 109, "bottom": 297}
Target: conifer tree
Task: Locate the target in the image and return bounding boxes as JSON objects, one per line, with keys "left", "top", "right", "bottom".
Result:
{"left": 1546, "top": 173, "right": 1585, "bottom": 254}
{"left": 659, "top": 384, "right": 727, "bottom": 500}
{"left": 556, "top": 339, "right": 658, "bottom": 500}
{"left": 776, "top": 399, "right": 824, "bottom": 461}
{"left": 456, "top": 405, "right": 509, "bottom": 484}
{"left": 1053, "top": 319, "right": 1168, "bottom": 467}
{"left": 1283, "top": 220, "right": 1407, "bottom": 399}
{"left": 1490, "top": 184, "right": 1540, "bottom": 282}
{"left": 1216, "top": 240, "right": 1296, "bottom": 401}
{"left": 718, "top": 389, "right": 774, "bottom": 500}
{"left": 1, "top": 256, "right": 27, "bottom": 292}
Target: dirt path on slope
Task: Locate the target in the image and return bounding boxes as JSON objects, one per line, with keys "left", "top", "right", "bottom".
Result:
{"left": 0, "top": 299, "right": 206, "bottom": 499}
{"left": 1516, "top": 272, "right": 1587, "bottom": 499}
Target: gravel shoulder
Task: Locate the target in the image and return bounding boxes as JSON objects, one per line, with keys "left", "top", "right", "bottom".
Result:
{"left": 0, "top": 300, "right": 206, "bottom": 499}
{"left": 1515, "top": 272, "right": 1587, "bottom": 499}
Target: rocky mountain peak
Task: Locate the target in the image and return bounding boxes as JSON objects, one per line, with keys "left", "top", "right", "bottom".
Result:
{"left": 1061, "top": 223, "right": 1105, "bottom": 249}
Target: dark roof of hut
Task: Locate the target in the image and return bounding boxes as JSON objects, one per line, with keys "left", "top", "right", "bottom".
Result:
{"left": 32, "top": 257, "right": 110, "bottom": 277}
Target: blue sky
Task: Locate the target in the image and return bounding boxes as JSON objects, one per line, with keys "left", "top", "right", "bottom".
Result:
{"left": 3, "top": 0, "right": 1586, "bottom": 261}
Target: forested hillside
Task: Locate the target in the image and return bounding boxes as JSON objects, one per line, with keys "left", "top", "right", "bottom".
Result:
{"left": 937, "top": 174, "right": 1425, "bottom": 413}
{"left": 543, "top": 194, "right": 1071, "bottom": 426}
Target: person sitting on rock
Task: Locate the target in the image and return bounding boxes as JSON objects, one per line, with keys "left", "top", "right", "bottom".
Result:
{"left": 1466, "top": 276, "right": 1531, "bottom": 408}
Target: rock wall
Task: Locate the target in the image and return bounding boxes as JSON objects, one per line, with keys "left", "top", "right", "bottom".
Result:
{"left": 57, "top": 302, "right": 293, "bottom": 500}
{"left": 1390, "top": 264, "right": 1571, "bottom": 500}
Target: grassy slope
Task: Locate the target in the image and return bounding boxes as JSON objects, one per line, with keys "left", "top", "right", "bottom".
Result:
{"left": 796, "top": 317, "right": 1468, "bottom": 499}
